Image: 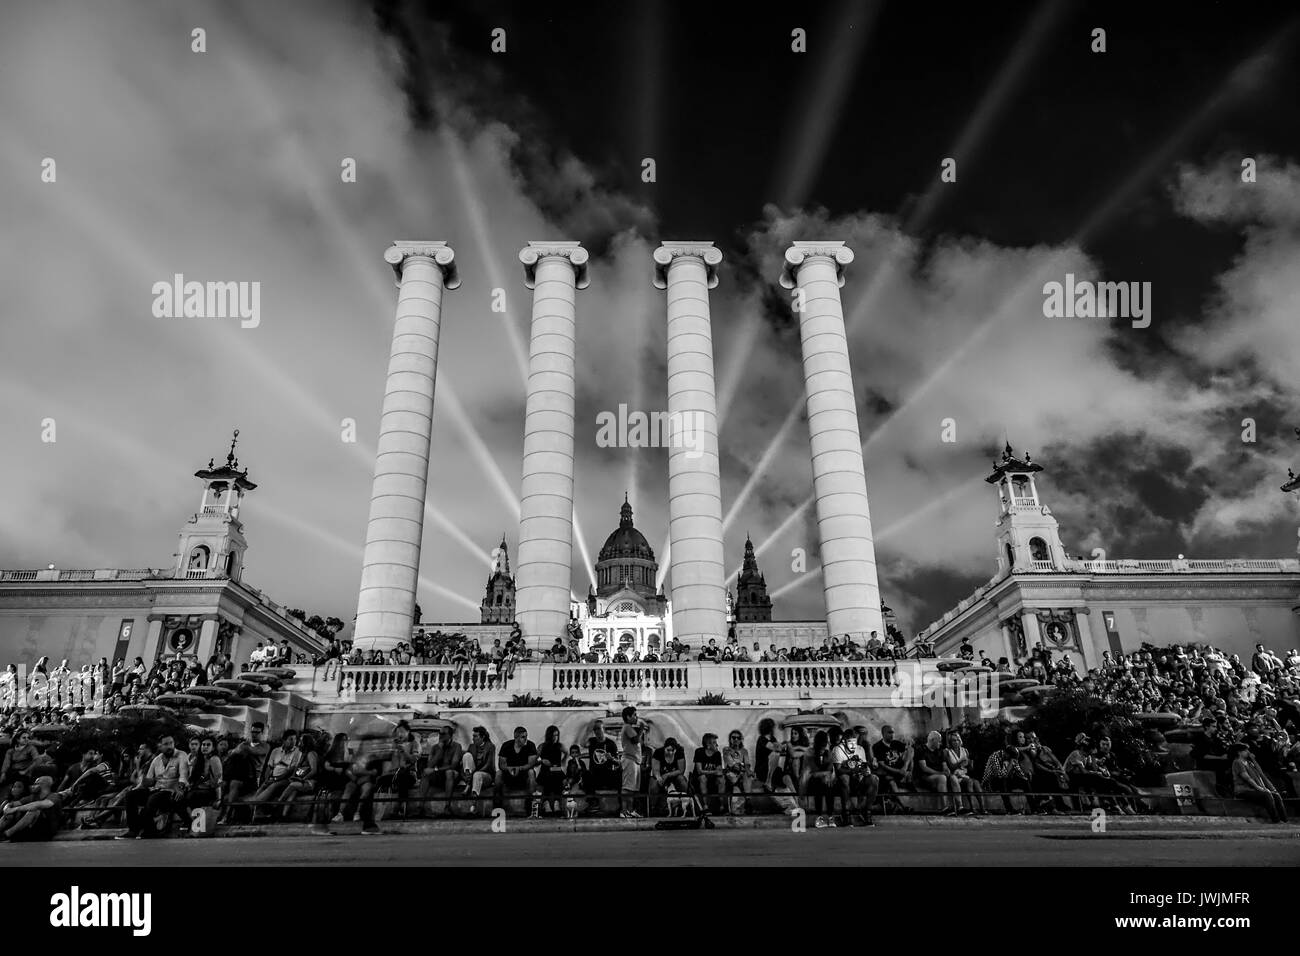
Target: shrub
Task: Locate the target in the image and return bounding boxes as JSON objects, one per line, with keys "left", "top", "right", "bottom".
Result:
{"left": 444, "top": 697, "right": 473, "bottom": 709}
{"left": 697, "top": 692, "right": 729, "bottom": 706}
{"left": 508, "top": 693, "right": 545, "bottom": 708}
{"left": 552, "top": 696, "right": 590, "bottom": 707}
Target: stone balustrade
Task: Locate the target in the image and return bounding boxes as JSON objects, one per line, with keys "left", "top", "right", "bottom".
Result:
{"left": 306, "top": 659, "right": 929, "bottom": 707}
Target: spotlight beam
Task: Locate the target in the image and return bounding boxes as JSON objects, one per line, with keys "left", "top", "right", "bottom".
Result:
{"left": 770, "top": 0, "right": 881, "bottom": 210}
{"left": 438, "top": 124, "right": 531, "bottom": 385}
{"left": 721, "top": 400, "right": 803, "bottom": 533}
{"left": 722, "top": 4, "right": 1066, "bottom": 525}
{"left": 771, "top": 567, "right": 822, "bottom": 601}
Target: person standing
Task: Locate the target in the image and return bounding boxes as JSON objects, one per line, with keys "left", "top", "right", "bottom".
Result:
{"left": 618, "top": 706, "right": 647, "bottom": 819}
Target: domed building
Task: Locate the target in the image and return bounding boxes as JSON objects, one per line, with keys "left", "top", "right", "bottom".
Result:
{"left": 571, "top": 496, "right": 671, "bottom": 659}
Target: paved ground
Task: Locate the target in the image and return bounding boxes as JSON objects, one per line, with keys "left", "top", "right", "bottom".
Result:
{"left": 6, "top": 824, "right": 1299, "bottom": 866}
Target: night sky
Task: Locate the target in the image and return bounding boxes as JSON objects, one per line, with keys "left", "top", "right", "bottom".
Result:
{"left": 2, "top": 0, "right": 1298, "bottom": 639}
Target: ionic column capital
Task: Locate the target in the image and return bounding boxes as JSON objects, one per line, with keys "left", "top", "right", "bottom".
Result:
{"left": 779, "top": 240, "right": 854, "bottom": 289}
{"left": 384, "top": 241, "right": 460, "bottom": 290}
{"left": 519, "top": 241, "right": 590, "bottom": 290}
{"left": 653, "top": 241, "right": 723, "bottom": 290}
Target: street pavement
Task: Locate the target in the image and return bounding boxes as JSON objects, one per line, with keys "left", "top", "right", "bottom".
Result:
{"left": 5, "top": 824, "right": 1298, "bottom": 866}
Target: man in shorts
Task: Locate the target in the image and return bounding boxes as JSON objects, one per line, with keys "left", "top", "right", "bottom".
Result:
{"left": 619, "top": 706, "right": 646, "bottom": 818}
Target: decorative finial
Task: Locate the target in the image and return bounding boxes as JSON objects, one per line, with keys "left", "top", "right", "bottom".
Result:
{"left": 226, "top": 429, "right": 240, "bottom": 467}
{"left": 1003, "top": 441, "right": 1013, "bottom": 460}
{"left": 1024, "top": 451, "right": 1032, "bottom": 463}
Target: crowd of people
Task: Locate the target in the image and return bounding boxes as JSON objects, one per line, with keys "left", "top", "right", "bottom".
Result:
{"left": 322, "top": 625, "right": 913, "bottom": 670}
{"left": 0, "top": 643, "right": 302, "bottom": 718}
{"left": 2, "top": 635, "right": 1297, "bottom": 840}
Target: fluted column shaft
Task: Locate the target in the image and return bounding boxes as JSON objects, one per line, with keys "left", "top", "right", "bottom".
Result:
{"left": 781, "top": 241, "right": 884, "bottom": 642}
{"left": 515, "top": 242, "right": 589, "bottom": 648}
{"left": 654, "top": 242, "right": 727, "bottom": 647}
{"left": 354, "top": 242, "right": 459, "bottom": 652}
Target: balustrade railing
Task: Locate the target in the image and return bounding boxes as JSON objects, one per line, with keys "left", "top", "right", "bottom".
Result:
{"left": 730, "top": 662, "right": 897, "bottom": 692}
{"left": 552, "top": 663, "right": 690, "bottom": 694}
{"left": 340, "top": 665, "right": 492, "bottom": 697}
{"left": 323, "top": 660, "right": 918, "bottom": 704}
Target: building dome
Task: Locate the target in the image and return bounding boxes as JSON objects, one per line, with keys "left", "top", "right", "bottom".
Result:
{"left": 594, "top": 496, "right": 659, "bottom": 600}
{"left": 599, "top": 498, "right": 655, "bottom": 561}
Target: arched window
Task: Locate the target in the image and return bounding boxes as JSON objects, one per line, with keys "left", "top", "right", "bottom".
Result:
{"left": 188, "top": 546, "right": 209, "bottom": 570}
{"left": 1029, "top": 537, "right": 1049, "bottom": 561}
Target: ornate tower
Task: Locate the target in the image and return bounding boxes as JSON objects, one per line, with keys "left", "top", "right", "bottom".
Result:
{"left": 175, "top": 430, "right": 257, "bottom": 582}
{"left": 734, "top": 534, "right": 773, "bottom": 623}
{"left": 481, "top": 535, "right": 516, "bottom": 624}
{"left": 987, "top": 442, "right": 1066, "bottom": 574}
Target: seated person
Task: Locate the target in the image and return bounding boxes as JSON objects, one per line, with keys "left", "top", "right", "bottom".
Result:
{"left": 698, "top": 639, "right": 722, "bottom": 663}
{"left": 829, "top": 726, "right": 877, "bottom": 827}
{"left": 120, "top": 734, "right": 190, "bottom": 839}
{"left": 374, "top": 721, "right": 419, "bottom": 818}
{"left": 460, "top": 726, "right": 498, "bottom": 809}
{"left": 536, "top": 726, "right": 567, "bottom": 815}
{"left": 584, "top": 723, "right": 622, "bottom": 811}
{"left": 915, "top": 731, "right": 958, "bottom": 814}
{"left": 218, "top": 740, "right": 257, "bottom": 825}
{"left": 693, "top": 734, "right": 726, "bottom": 812}
{"left": 754, "top": 718, "right": 797, "bottom": 793}
{"left": 871, "top": 725, "right": 914, "bottom": 811}
{"left": 983, "top": 733, "right": 1034, "bottom": 813}
{"left": 496, "top": 726, "right": 540, "bottom": 815}
{"left": 0, "top": 775, "right": 65, "bottom": 842}
{"left": 1, "top": 730, "right": 38, "bottom": 784}
{"left": 941, "top": 731, "right": 984, "bottom": 815}
{"left": 1230, "top": 743, "right": 1287, "bottom": 823}
{"left": 182, "top": 737, "right": 224, "bottom": 815}
{"left": 649, "top": 737, "right": 690, "bottom": 814}
{"left": 721, "top": 731, "right": 752, "bottom": 815}
{"left": 60, "top": 747, "right": 117, "bottom": 813}
{"left": 275, "top": 736, "right": 319, "bottom": 819}
{"left": 250, "top": 730, "right": 303, "bottom": 821}
{"left": 564, "top": 746, "right": 586, "bottom": 795}
{"left": 805, "top": 731, "right": 836, "bottom": 827}
{"left": 1092, "top": 735, "right": 1143, "bottom": 814}
{"left": 335, "top": 748, "right": 382, "bottom": 833}
{"left": 418, "top": 726, "right": 464, "bottom": 817}
{"left": 0, "top": 779, "right": 32, "bottom": 832}
{"left": 1023, "top": 732, "right": 1071, "bottom": 813}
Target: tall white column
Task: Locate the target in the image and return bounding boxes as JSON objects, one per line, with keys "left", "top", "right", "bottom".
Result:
{"left": 353, "top": 242, "right": 459, "bottom": 652}
{"left": 515, "top": 242, "right": 589, "bottom": 649}
{"left": 780, "top": 241, "right": 884, "bottom": 642}
{"left": 653, "top": 242, "right": 727, "bottom": 648}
